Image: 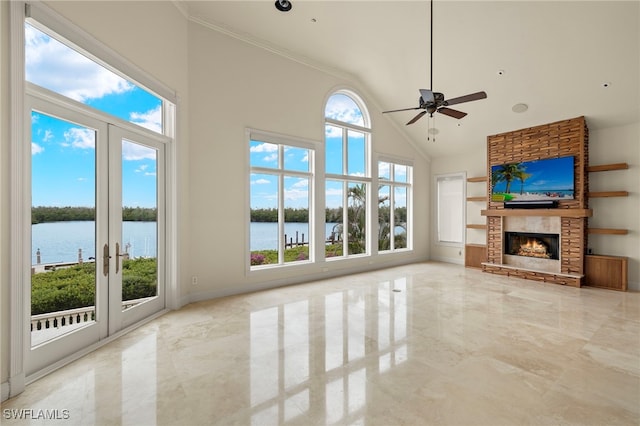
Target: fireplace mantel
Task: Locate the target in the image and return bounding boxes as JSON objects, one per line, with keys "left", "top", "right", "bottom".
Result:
{"left": 481, "top": 209, "right": 592, "bottom": 218}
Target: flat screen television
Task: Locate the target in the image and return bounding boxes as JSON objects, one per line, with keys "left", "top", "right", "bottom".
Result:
{"left": 491, "top": 156, "right": 575, "bottom": 202}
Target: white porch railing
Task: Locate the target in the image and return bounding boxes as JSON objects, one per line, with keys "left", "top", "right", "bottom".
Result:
{"left": 30, "top": 297, "right": 154, "bottom": 332}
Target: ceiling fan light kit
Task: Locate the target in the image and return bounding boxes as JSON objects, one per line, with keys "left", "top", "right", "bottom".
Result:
{"left": 382, "top": 0, "right": 487, "bottom": 129}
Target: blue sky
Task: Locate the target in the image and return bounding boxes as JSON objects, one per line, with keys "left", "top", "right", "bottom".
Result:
{"left": 492, "top": 156, "right": 575, "bottom": 193}
{"left": 27, "top": 23, "right": 161, "bottom": 208}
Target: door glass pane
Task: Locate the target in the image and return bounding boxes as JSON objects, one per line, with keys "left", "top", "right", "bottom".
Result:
{"left": 121, "top": 140, "right": 158, "bottom": 311}
{"left": 31, "top": 111, "right": 97, "bottom": 346}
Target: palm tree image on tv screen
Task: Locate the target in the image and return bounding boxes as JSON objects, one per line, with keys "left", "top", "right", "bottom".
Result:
{"left": 491, "top": 156, "right": 575, "bottom": 202}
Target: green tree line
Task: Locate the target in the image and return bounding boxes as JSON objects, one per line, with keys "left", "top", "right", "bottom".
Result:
{"left": 250, "top": 207, "right": 406, "bottom": 223}
{"left": 32, "top": 206, "right": 157, "bottom": 224}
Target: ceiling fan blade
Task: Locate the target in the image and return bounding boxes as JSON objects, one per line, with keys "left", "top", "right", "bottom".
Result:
{"left": 419, "top": 89, "right": 434, "bottom": 104}
{"left": 406, "top": 111, "right": 427, "bottom": 125}
{"left": 438, "top": 107, "right": 467, "bottom": 119}
{"left": 382, "top": 107, "right": 421, "bottom": 114}
{"left": 444, "top": 91, "right": 487, "bottom": 106}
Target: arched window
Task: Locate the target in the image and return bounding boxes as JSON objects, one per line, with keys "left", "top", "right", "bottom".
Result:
{"left": 324, "top": 91, "right": 371, "bottom": 258}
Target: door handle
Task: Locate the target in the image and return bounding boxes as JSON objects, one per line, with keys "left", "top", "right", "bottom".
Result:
{"left": 115, "top": 242, "right": 128, "bottom": 274}
{"left": 103, "top": 243, "right": 110, "bottom": 276}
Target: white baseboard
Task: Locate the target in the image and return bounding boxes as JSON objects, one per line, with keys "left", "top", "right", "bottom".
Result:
{"left": 1, "top": 381, "right": 9, "bottom": 402}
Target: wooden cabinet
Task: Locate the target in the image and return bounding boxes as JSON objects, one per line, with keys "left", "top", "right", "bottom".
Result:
{"left": 584, "top": 255, "right": 628, "bottom": 291}
{"left": 465, "top": 244, "right": 486, "bottom": 269}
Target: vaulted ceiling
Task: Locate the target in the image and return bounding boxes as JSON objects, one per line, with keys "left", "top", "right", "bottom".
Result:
{"left": 181, "top": 1, "right": 639, "bottom": 159}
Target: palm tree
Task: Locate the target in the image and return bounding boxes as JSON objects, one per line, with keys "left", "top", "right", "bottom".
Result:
{"left": 494, "top": 163, "right": 526, "bottom": 194}
{"left": 515, "top": 170, "right": 532, "bottom": 195}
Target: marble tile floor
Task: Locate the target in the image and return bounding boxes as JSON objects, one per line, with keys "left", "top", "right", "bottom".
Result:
{"left": 2, "top": 262, "right": 639, "bottom": 425}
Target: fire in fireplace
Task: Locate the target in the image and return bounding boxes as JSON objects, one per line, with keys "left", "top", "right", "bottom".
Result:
{"left": 504, "top": 232, "right": 559, "bottom": 260}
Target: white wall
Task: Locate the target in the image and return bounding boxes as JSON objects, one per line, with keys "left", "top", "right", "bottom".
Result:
{"left": 1, "top": 0, "right": 11, "bottom": 396}
{"left": 431, "top": 122, "right": 640, "bottom": 291}
{"left": 185, "top": 22, "right": 431, "bottom": 302}
{"left": 588, "top": 123, "right": 640, "bottom": 290}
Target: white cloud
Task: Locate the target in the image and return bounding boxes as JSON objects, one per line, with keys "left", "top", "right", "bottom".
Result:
{"left": 123, "top": 141, "right": 156, "bottom": 161}
{"left": 284, "top": 188, "right": 308, "bottom": 201}
{"left": 130, "top": 105, "right": 162, "bottom": 133}
{"left": 325, "top": 94, "right": 364, "bottom": 126}
{"left": 32, "top": 142, "right": 44, "bottom": 155}
{"left": 263, "top": 153, "right": 278, "bottom": 163}
{"left": 64, "top": 128, "right": 95, "bottom": 149}
{"left": 291, "top": 180, "right": 309, "bottom": 189}
{"left": 250, "top": 143, "right": 278, "bottom": 153}
{"left": 251, "top": 178, "right": 271, "bottom": 185}
{"left": 25, "top": 24, "right": 133, "bottom": 102}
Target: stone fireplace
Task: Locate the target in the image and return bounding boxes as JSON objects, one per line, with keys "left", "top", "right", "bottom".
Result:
{"left": 480, "top": 116, "right": 589, "bottom": 287}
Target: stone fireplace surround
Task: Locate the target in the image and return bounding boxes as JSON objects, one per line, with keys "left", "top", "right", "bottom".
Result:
{"left": 503, "top": 216, "right": 560, "bottom": 273}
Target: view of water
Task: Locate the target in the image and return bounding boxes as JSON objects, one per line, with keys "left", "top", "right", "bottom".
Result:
{"left": 32, "top": 221, "right": 157, "bottom": 265}
{"left": 32, "top": 221, "right": 342, "bottom": 264}
{"left": 251, "top": 222, "right": 340, "bottom": 251}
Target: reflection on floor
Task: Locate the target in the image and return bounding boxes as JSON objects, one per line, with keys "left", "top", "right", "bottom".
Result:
{"left": 3, "top": 262, "right": 639, "bottom": 425}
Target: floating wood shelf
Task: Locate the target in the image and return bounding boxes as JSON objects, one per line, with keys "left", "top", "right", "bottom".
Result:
{"left": 587, "top": 191, "right": 629, "bottom": 198}
{"left": 587, "top": 163, "right": 629, "bottom": 172}
{"left": 466, "top": 196, "right": 487, "bottom": 202}
{"left": 588, "top": 228, "right": 628, "bottom": 235}
{"left": 467, "top": 176, "right": 487, "bottom": 183}
{"left": 481, "top": 209, "right": 592, "bottom": 218}
{"left": 466, "top": 224, "right": 487, "bottom": 229}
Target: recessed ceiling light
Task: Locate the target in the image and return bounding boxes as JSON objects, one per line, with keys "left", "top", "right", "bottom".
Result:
{"left": 512, "top": 103, "right": 528, "bottom": 113}
{"left": 274, "top": 0, "right": 292, "bottom": 12}
{"left": 497, "top": 69, "right": 506, "bottom": 76}
{"left": 602, "top": 82, "right": 611, "bottom": 88}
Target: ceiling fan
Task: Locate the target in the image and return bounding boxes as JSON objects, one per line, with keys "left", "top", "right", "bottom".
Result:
{"left": 383, "top": 0, "right": 487, "bottom": 126}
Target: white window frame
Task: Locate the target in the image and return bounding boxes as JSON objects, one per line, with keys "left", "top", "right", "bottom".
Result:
{"left": 377, "top": 156, "right": 413, "bottom": 253}
{"left": 8, "top": 1, "right": 178, "bottom": 397}
{"left": 324, "top": 90, "right": 372, "bottom": 259}
{"left": 434, "top": 172, "right": 466, "bottom": 247}
{"left": 247, "top": 129, "right": 316, "bottom": 272}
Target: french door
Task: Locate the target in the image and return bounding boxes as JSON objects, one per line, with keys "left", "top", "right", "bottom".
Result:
{"left": 27, "top": 94, "right": 166, "bottom": 376}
